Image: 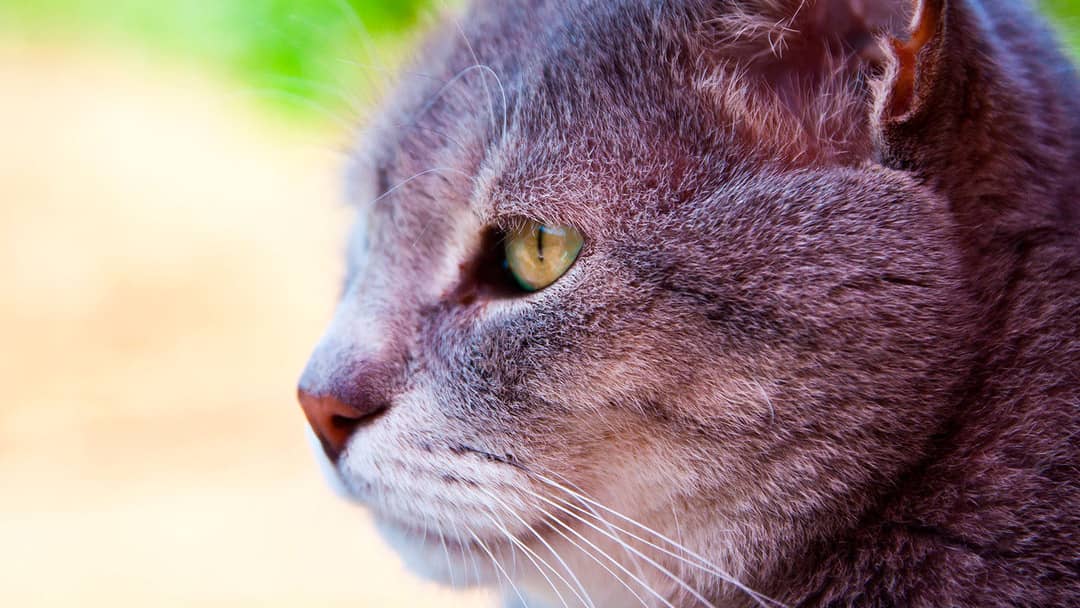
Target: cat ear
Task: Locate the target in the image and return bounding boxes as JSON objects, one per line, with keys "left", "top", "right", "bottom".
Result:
{"left": 872, "top": 0, "right": 982, "bottom": 172}
{"left": 695, "top": 0, "right": 912, "bottom": 160}
{"left": 879, "top": 0, "right": 947, "bottom": 121}
{"left": 702, "top": 0, "right": 908, "bottom": 82}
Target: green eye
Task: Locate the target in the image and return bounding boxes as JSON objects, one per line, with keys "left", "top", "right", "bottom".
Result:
{"left": 505, "top": 220, "right": 584, "bottom": 291}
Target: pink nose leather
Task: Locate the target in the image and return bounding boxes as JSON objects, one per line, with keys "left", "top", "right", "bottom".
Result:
{"left": 298, "top": 387, "right": 387, "bottom": 461}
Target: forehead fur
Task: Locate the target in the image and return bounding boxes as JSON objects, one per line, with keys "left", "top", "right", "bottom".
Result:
{"left": 363, "top": 0, "right": 911, "bottom": 211}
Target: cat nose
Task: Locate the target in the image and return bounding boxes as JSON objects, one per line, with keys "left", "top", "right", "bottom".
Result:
{"left": 297, "top": 370, "right": 391, "bottom": 461}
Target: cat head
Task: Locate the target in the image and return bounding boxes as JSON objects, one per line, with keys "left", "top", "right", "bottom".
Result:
{"left": 298, "top": 0, "right": 996, "bottom": 603}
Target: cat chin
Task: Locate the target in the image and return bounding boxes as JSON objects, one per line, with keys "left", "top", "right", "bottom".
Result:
{"left": 373, "top": 517, "right": 492, "bottom": 588}
{"left": 305, "top": 426, "right": 496, "bottom": 587}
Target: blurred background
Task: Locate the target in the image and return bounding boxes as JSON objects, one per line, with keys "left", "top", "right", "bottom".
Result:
{"left": 0, "top": 1, "right": 1076, "bottom": 607}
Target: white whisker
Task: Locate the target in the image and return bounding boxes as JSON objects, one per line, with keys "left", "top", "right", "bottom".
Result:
{"left": 335, "top": 58, "right": 446, "bottom": 84}
{"left": 480, "top": 505, "right": 572, "bottom": 608}
{"left": 412, "top": 64, "right": 501, "bottom": 131}
{"left": 366, "top": 166, "right": 473, "bottom": 210}
{"left": 260, "top": 73, "right": 368, "bottom": 115}
{"left": 392, "top": 123, "right": 469, "bottom": 153}
{"left": 332, "top": 0, "right": 391, "bottom": 91}
{"left": 479, "top": 487, "right": 598, "bottom": 608}
{"left": 523, "top": 487, "right": 717, "bottom": 608}
{"left": 228, "top": 87, "right": 355, "bottom": 129}
{"left": 548, "top": 475, "right": 652, "bottom": 590}
{"left": 537, "top": 506, "right": 669, "bottom": 608}
{"left": 450, "top": 17, "right": 499, "bottom": 138}
{"left": 530, "top": 472, "right": 786, "bottom": 607}
{"left": 457, "top": 521, "right": 473, "bottom": 586}
{"left": 670, "top": 503, "right": 686, "bottom": 573}
{"left": 465, "top": 519, "right": 485, "bottom": 588}
{"left": 438, "top": 527, "right": 458, "bottom": 588}
{"left": 467, "top": 524, "right": 530, "bottom": 607}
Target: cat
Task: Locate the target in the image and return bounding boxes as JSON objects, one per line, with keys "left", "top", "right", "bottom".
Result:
{"left": 297, "top": 1, "right": 1080, "bottom": 606}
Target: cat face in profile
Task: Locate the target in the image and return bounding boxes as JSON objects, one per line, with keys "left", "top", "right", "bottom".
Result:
{"left": 299, "top": 1, "right": 1080, "bottom": 606}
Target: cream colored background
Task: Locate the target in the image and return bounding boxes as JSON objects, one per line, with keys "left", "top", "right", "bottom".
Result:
{"left": 0, "top": 43, "right": 495, "bottom": 607}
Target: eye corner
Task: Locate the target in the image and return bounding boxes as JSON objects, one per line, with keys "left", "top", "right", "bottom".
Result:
{"left": 462, "top": 225, "right": 529, "bottom": 299}
{"left": 460, "top": 219, "right": 586, "bottom": 302}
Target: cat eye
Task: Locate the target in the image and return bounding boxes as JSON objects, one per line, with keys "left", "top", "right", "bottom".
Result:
{"left": 504, "top": 220, "right": 584, "bottom": 291}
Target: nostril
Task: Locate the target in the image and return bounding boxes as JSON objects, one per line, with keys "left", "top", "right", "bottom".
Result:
{"left": 297, "top": 386, "right": 390, "bottom": 461}
{"left": 330, "top": 414, "right": 356, "bottom": 430}
{"left": 330, "top": 404, "right": 387, "bottom": 431}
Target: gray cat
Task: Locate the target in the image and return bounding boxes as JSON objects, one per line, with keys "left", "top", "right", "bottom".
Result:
{"left": 298, "top": 1, "right": 1080, "bottom": 606}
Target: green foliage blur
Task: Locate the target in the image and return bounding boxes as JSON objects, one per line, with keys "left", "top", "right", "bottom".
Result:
{"left": 1045, "top": 0, "right": 1080, "bottom": 50}
{"left": 0, "top": 0, "right": 1077, "bottom": 123}
{"left": 0, "top": 0, "right": 434, "bottom": 120}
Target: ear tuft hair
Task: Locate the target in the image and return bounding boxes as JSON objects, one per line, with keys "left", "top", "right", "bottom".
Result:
{"left": 693, "top": 0, "right": 913, "bottom": 163}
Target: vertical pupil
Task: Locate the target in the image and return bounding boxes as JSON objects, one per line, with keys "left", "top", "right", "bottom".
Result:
{"left": 536, "top": 225, "right": 545, "bottom": 262}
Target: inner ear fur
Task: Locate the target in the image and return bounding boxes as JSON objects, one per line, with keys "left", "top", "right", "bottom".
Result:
{"left": 694, "top": 0, "right": 914, "bottom": 162}
{"left": 697, "top": 0, "right": 1063, "bottom": 174}
{"left": 882, "top": 0, "right": 946, "bottom": 120}
{"left": 701, "top": 0, "right": 910, "bottom": 69}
